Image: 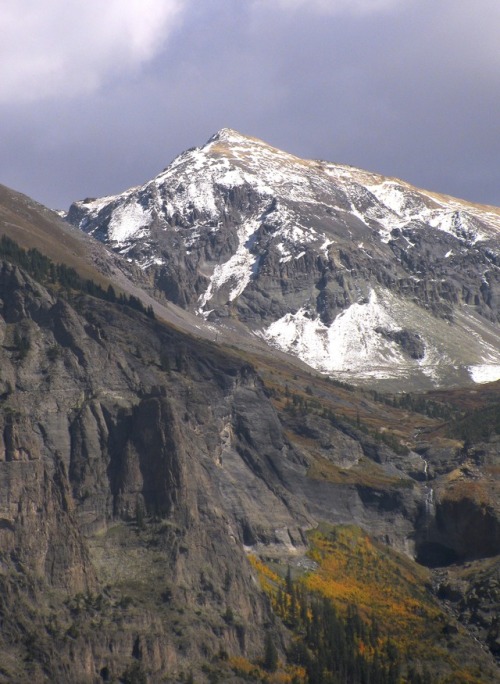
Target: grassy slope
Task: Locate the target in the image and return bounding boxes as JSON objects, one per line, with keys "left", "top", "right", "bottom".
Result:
{"left": 0, "top": 184, "right": 114, "bottom": 287}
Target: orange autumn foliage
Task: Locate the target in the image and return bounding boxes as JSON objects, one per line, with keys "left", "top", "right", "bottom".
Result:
{"left": 304, "top": 527, "right": 442, "bottom": 654}
{"left": 228, "top": 655, "right": 307, "bottom": 683}
{"left": 246, "top": 525, "right": 488, "bottom": 682}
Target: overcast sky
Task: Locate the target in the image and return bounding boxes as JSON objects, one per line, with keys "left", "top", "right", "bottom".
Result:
{"left": 1, "top": 0, "right": 499, "bottom": 210}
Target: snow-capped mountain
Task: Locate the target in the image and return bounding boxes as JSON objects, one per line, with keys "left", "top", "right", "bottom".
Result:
{"left": 67, "top": 129, "right": 500, "bottom": 389}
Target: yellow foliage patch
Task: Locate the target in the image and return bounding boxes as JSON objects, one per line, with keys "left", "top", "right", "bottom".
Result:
{"left": 303, "top": 527, "right": 443, "bottom": 654}
{"left": 247, "top": 526, "right": 492, "bottom": 682}
{"left": 248, "top": 554, "right": 281, "bottom": 583}
{"left": 228, "top": 655, "right": 260, "bottom": 676}
{"left": 228, "top": 656, "right": 307, "bottom": 683}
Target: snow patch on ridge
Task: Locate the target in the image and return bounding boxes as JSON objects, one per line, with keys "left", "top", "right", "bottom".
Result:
{"left": 259, "top": 290, "right": 409, "bottom": 378}
{"left": 258, "top": 284, "right": 500, "bottom": 384}
{"left": 197, "top": 218, "right": 261, "bottom": 313}
{"left": 107, "top": 201, "right": 151, "bottom": 243}
{"left": 367, "top": 181, "right": 420, "bottom": 216}
{"left": 468, "top": 365, "right": 500, "bottom": 384}
{"left": 429, "top": 210, "right": 485, "bottom": 244}
{"left": 366, "top": 180, "right": 495, "bottom": 245}
{"left": 77, "top": 191, "right": 132, "bottom": 219}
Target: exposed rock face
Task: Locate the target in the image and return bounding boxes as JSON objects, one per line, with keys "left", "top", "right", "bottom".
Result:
{"left": 67, "top": 128, "right": 500, "bottom": 389}
{"left": 0, "top": 218, "right": 498, "bottom": 682}
{"left": 0, "top": 262, "right": 300, "bottom": 680}
{"left": 2, "top": 178, "right": 500, "bottom": 679}
{"left": 414, "top": 440, "right": 500, "bottom": 568}
{"left": 375, "top": 327, "right": 426, "bottom": 360}
{"left": 434, "top": 559, "right": 500, "bottom": 664}
{"left": 0, "top": 256, "right": 475, "bottom": 680}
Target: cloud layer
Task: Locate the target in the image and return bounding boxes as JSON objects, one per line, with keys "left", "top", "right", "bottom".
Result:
{"left": 0, "top": 0, "right": 186, "bottom": 103}
{"left": 0, "top": 0, "right": 498, "bottom": 211}
{"left": 253, "top": 0, "right": 405, "bottom": 16}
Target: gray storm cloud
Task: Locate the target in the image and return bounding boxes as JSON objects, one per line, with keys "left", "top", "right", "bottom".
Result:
{"left": 252, "top": 0, "right": 406, "bottom": 16}
{"left": 0, "top": 0, "right": 498, "bottom": 210}
{"left": 0, "top": 0, "right": 187, "bottom": 103}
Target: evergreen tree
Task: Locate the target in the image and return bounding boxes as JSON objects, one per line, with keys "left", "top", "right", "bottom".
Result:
{"left": 263, "top": 632, "right": 278, "bottom": 672}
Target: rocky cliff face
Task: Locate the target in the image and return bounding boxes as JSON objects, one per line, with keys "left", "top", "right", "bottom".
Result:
{"left": 67, "top": 129, "right": 500, "bottom": 390}
{"left": 0, "top": 261, "right": 298, "bottom": 681}
{"left": 0, "top": 224, "right": 499, "bottom": 681}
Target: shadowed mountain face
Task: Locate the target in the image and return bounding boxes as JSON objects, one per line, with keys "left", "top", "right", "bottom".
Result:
{"left": 0, "top": 259, "right": 302, "bottom": 680}
{"left": 0, "top": 219, "right": 499, "bottom": 680}
{"left": 68, "top": 129, "right": 500, "bottom": 390}
{"left": 1, "top": 153, "right": 500, "bottom": 681}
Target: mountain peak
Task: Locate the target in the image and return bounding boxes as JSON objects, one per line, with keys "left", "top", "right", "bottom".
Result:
{"left": 210, "top": 126, "right": 241, "bottom": 138}
{"left": 67, "top": 132, "right": 500, "bottom": 390}
{"left": 206, "top": 127, "right": 274, "bottom": 150}
{"left": 207, "top": 127, "right": 250, "bottom": 145}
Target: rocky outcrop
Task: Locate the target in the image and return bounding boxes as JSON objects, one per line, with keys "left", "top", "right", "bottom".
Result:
{"left": 434, "top": 560, "right": 500, "bottom": 664}
{"left": 414, "top": 440, "right": 500, "bottom": 568}
{"left": 375, "top": 327, "right": 426, "bottom": 360}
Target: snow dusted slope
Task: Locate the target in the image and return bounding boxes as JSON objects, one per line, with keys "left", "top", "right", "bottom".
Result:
{"left": 259, "top": 288, "right": 500, "bottom": 388}
{"left": 67, "top": 129, "right": 500, "bottom": 389}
